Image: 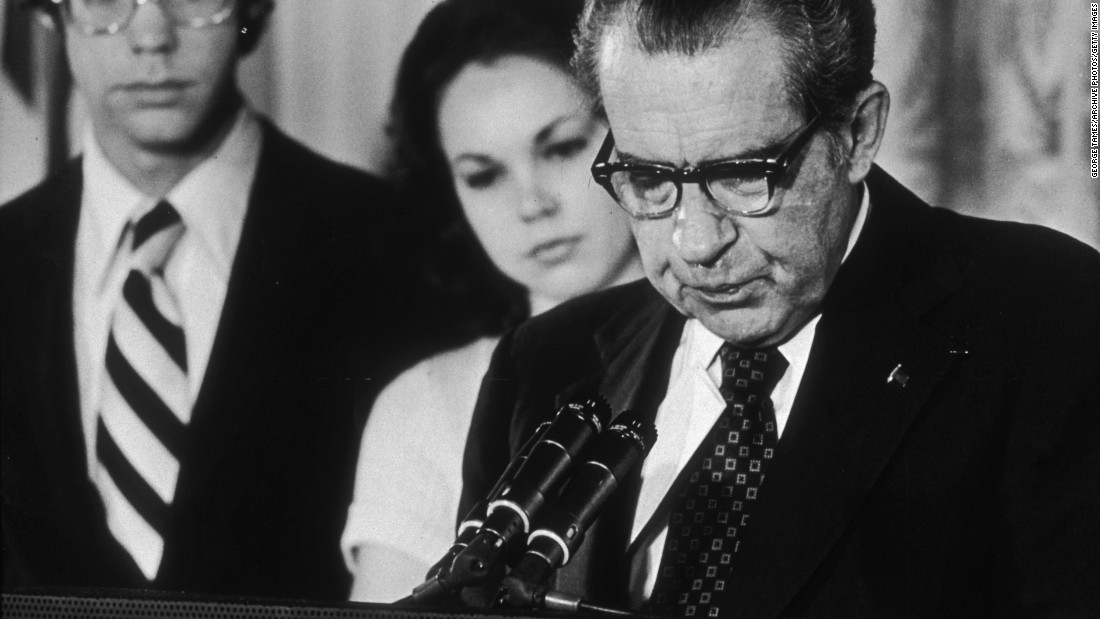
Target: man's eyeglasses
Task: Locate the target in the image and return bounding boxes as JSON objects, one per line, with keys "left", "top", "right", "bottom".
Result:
{"left": 590, "top": 114, "right": 823, "bottom": 220}
{"left": 51, "top": 0, "right": 235, "bottom": 36}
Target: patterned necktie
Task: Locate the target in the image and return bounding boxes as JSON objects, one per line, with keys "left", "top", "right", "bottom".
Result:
{"left": 650, "top": 344, "right": 788, "bottom": 617}
{"left": 94, "top": 201, "right": 189, "bottom": 581}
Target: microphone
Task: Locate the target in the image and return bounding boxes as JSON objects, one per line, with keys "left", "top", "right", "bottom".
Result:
{"left": 415, "top": 420, "right": 551, "bottom": 592}
{"left": 449, "top": 396, "right": 611, "bottom": 583}
{"left": 402, "top": 395, "right": 611, "bottom": 604}
{"left": 498, "top": 411, "right": 656, "bottom": 610}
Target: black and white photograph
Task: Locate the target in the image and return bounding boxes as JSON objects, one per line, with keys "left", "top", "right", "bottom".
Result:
{"left": 2, "top": 1, "right": 1098, "bottom": 617}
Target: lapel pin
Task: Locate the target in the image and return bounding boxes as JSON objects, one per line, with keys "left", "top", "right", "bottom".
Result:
{"left": 887, "top": 364, "right": 909, "bottom": 387}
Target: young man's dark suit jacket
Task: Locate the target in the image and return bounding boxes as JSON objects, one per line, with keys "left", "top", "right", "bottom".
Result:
{"left": 461, "top": 167, "right": 1100, "bottom": 617}
{"left": 1, "top": 121, "right": 433, "bottom": 600}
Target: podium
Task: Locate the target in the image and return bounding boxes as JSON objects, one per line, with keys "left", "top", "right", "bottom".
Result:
{"left": 2, "top": 590, "right": 555, "bottom": 619}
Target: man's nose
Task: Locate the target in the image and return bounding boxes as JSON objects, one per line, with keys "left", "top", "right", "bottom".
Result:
{"left": 672, "top": 184, "right": 738, "bottom": 266}
{"left": 127, "top": 0, "right": 178, "bottom": 53}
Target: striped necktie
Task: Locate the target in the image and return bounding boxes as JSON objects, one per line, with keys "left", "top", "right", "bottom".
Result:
{"left": 94, "top": 201, "right": 189, "bottom": 581}
{"left": 649, "top": 345, "right": 788, "bottom": 617}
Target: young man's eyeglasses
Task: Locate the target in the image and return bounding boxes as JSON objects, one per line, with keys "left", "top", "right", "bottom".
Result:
{"left": 590, "top": 114, "right": 823, "bottom": 220}
{"left": 50, "top": 0, "right": 235, "bottom": 36}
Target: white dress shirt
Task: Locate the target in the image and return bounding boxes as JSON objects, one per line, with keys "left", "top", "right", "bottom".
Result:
{"left": 73, "top": 107, "right": 261, "bottom": 476}
{"left": 627, "top": 185, "right": 871, "bottom": 604}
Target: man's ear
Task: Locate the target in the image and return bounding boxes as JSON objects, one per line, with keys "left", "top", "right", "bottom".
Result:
{"left": 241, "top": 0, "right": 274, "bottom": 23}
{"left": 841, "top": 81, "right": 889, "bottom": 185}
{"left": 236, "top": 0, "right": 273, "bottom": 56}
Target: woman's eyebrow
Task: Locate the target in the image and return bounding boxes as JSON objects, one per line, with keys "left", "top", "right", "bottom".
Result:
{"left": 534, "top": 113, "right": 584, "bottom": 145}
{"left": 451, "top": 153, "right": 495, "bottom": 167}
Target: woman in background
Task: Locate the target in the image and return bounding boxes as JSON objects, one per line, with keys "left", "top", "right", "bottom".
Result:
{"left": 340, "top": 0, "right": 643, "bottom": 602}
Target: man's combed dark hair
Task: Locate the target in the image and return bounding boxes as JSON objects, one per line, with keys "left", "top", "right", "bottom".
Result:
{"left": 23, "top": 0, "right": 273, "bottom": 54}
{"left": 388, "top": 0, "right": 585, "bottom": 340}
{"left": 574, "top": 0, "right": 876, "bottom": 125}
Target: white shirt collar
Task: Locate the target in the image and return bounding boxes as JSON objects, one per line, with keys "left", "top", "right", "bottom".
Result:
{"left": 165, "top": 107, "right": 261, "bottom": 278}
{"left": 80, "top": 106, "right": 261, "bottom": 284}
{"left": 81, "top": 126, "right": 149, "bottom": 291}
{"left": 844, "top": 180, "right": 870, "bottom": 262}
{"left": 683, "top": 312, "right": 818, "bottom": 377}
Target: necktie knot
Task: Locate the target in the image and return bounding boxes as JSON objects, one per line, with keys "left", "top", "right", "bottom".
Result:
{"left": 717, "top": 344, "right": 788, "bottom": 406}
{"left": 129, "top": 201, "right": 184, "bottom": 275}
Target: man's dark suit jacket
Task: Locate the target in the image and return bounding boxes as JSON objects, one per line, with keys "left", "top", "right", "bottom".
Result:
{"left": 461, "top": 167, "right": 1100, "bottom": 617}
{"left": 1, "top": 121, "right": 432, "bottom": 600}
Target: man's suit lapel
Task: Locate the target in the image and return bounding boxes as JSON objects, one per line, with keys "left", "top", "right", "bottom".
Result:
{"left": 546, "top": 283, "right": 683, "bottom": 417}
{"left": 595, "top": 286, "right": 685, "bottom": 422}
{"left": 177, "top": 123, "right": 295, "bottom": 488}
{"left": 723, "top": 168, "right": 968, "bottom": 617}
{"left": 726, "top": 300, "right": 958, "bottom": 616}
{"left": 8, "top": 161, "right": 145, "bottom": 582}
{"left": 20, "top": 162, "right": 87, "bottom": 496}
{"left": 550, "top": 283, "right": 685, "bottom": 607}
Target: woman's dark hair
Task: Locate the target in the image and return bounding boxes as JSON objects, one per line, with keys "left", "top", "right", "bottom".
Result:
{"left": 388, "top": 0, "right": 586, "bottom": 341}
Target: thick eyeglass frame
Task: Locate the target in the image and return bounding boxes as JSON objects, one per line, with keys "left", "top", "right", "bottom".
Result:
{"left": 49, "top": 0, "right": 236, "bottom": 36}
{"left": 590, "top": 113, "right": 823, "bottom": 220}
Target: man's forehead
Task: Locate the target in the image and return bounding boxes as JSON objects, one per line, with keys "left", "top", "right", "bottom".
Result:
{"left": 595, "top": 18, "right": 798, "bottom": 165}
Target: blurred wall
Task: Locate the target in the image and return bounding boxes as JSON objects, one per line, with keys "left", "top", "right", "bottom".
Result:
{"left": 256, "top": 0, "right": 435, "bottom": 172}
{"left": 2, "top": 0, "right": 1097, "bottom": 248}
{"left": 874, "top": 0, "right": 1099, "bottom": 248}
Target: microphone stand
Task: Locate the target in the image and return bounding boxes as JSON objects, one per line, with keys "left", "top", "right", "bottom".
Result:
{"left": 398, "top": 422, "right": 551, "bottom": 606}
{"left": 399, "top": 395, "right": 611, "bottom": 606}
{"left": 498, "top": 585, "right": 642, "bottom": 617}
{"left": 495, "top": 412, "right": 656, "bottom": 617}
